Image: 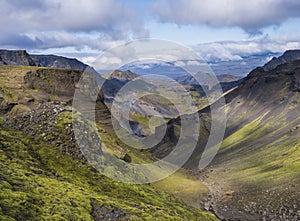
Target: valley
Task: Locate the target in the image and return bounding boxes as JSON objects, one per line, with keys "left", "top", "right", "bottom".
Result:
{"left": 0, "top": 49, "right": 299, "bottom": 220}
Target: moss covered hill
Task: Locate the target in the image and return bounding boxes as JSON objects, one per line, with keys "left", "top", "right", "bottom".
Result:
{"left": 0, "top": 65, "right": 217, "bottom": 220}
{"left": 155, "top": 57, "right": 300, "bottom": 220}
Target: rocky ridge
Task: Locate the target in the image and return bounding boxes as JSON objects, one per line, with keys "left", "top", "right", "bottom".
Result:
{"left": 0, "top": 49, "right": 88, "bottom": 71}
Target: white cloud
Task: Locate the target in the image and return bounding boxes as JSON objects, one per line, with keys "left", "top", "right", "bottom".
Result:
{"left": 90, "top": 39, "right": 207, "bottom": 72}
{"left": 194, "top": 35, "right": 300, "bottom": 61}
{"left": 174, "top": 61, "right": 186, "bottom": 67}
{"left": 80, "top": 56, "right": 97, "bottom": 66}
{"left": 0, "top": 0, "right": 148, "bottom": 49}
{"left": 151, "top": 0, "right": 300, "bottom": 33}
{"left": 187, "top": 60, "right": 204, "bottom": 66}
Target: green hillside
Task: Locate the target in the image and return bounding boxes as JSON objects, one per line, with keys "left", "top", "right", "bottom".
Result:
{"left": 197, "top": 60, "right": 300, "bottom": 220}
{"left": 0, "top": 65, "right": 217, "bottom": 220}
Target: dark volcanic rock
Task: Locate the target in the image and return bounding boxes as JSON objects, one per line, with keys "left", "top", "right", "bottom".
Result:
{"left": 91, "top": 199, "right": 128, "bottom": 221}
{"left": 3, "top": 103, "right": 103, "bottom": 161}
{"left": 24, "top": 68, "right": 82, "bottom": 97}
{"left": 105, "top": 69, "right": 139, "bottom": 82}
{"left": 0, "top": 50, "right": 37, "bottom": 66}
{"left": 0, "top": 49, "right": 89, "bottom": 71}
{"left": 263, "top": 50, "right": 300, "bottom": 71}
{"left": 290, "top": 69, "right": 300, "bottom": 92}
{"left": 30, "top": 54, "right": 88, "bottom": 71}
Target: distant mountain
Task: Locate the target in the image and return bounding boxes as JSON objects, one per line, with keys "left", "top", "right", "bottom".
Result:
{"left": 263, "top": 49, "right": 300, "bottom": 71}
{"left": 0, "top": 49, "right": 88, "bottom": 71}
{"left": 0, "top": 50, "right": 37, "bottom": 66}
{"left": 31, "top": 54, "right": 88, "bottom": 71}
{"left": 120, "top": 61, "right": 187, "bottom": 79}
{"left": 217, "top": 74, "right": 240, "bottom": 82}
{"left": 120, "top": 53, "right": 279, "bottom": 79}
{"left": 176, "top": 73, "right": 239, "bottom": 85}
{"left": 103, "top": 69, "right": 139, "bottom": 81}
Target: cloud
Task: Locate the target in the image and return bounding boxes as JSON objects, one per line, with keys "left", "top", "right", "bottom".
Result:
{"left": 151, "top": 0, "right": 300, "bottom": 33}
{"left": 71, "top": 35, "right": 300, "bottom": 70}
{"left": 0, "top": 0, "right": 148, "bottom": 49}
{"left": 194, "top": 35, "right": 300, "bottom": 61}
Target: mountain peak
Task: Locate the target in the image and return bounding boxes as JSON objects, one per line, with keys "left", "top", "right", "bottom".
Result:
{"left": 263, "top": 49, "right": 300, "bottom": 71}
{"left": 106, "top": 69, "right": 139, "bottom": 81}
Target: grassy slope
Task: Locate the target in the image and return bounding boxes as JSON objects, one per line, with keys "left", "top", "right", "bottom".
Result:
{"left": 94, "top": 93, "right": 211, "bottom": 209}
{"left": 0, "top": 65, "right": 216, "bottom": 220}
{"left": 0, "top": 119, "right": 217, "bottom": 221}
{"left": 198, "top": 63, "right": 300, "bottom": 219}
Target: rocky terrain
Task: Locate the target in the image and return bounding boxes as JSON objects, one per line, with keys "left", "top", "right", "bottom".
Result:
{"left": 30, "top": 54, "right": 88, "bottom": 71}
{"left": 0, "top": 66, "right": 83, "bottom": 116}
{"left": 263, "top": 49, "right": 300, "bottom": 71}
{"left": 0, "top": 50, "right": 36, "bottom": 66}
{"left": 0, "top": 49, "right": 88, "bottom": 71}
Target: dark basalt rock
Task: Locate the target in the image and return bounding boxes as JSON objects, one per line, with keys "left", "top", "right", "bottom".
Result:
{"left": 0, "top": 50, "right": 37, "bottom": 66}
{"left": 90, "top": 199, "right": 128, "bottom": 221}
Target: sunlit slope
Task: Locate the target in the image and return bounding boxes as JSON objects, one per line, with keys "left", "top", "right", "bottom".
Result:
{"left": 200, "top": 60, "right": 300, "bottom": 220}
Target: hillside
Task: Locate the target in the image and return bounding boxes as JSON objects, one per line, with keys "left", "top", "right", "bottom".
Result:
{"left": 153, "top": 58, "right": 300, "bottom": 220}
{"left": 0, "top": 65, "right": 217, "bottom": 220}
{"left": 202, "top": 59, "right": 300, "bottom": 220}
{"left": 1, "top": 50, "right": 300, "bottom": 220}
{"left": 0, "top": 104, "right": 218, "bottom": 220}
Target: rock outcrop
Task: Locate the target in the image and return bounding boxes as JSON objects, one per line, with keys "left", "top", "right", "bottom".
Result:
{"left": 0, "top": 50, "right": 37, "bottom": 66}
{"left": 263, "top": 49, "right": 300, "bottom": 71}
{"left": 0, "top": 49, "right": 88, "bottom": 71}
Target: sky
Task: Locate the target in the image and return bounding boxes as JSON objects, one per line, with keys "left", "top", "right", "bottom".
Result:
{"left": 1, "top": 0, "right": 300, "bottom": 66}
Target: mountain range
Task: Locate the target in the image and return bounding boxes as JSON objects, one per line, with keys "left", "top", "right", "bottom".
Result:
{"left": 0, "top": 49, "right": 299, "bottom": 220}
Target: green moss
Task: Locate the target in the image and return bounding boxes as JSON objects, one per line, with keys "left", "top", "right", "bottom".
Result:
{"left": 153, "top": 169, "right": 209, "bottom": 208}
{"left": 0, "top": 126, "right": 217, "bottom": 220}
{"left": 0, "top": 86, "right": 16, "bottom": 101}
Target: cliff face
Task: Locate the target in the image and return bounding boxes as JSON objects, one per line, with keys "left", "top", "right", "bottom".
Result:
{"left": 0, "top": 50, "right": 37, "bottom": 66}
{"left": 30, "top": 54, "right": 88, "bottom": 71}
{"left": 24, "top": 68, "right": 82, "bottom": 97}
{"left": 0, "top": 49, "right": 88, "bottom": 71}
{"left": 0, "top": 66, "right": 104, "bottom": 116}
